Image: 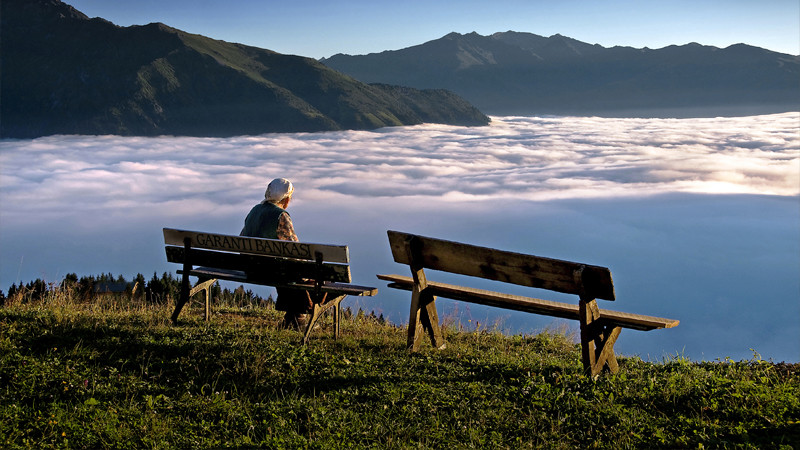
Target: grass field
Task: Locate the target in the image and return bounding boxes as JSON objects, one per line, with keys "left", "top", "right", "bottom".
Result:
{"left": 1, "top": 286, "right": 798, "bottom": 449}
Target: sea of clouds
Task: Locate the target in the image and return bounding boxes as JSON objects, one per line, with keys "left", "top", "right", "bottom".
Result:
{"left": 1, "top": 113, "right": 798, "bottom": 362}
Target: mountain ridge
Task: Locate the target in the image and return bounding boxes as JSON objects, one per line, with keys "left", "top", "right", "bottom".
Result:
{"left": 321, "top": 31, "right": 800, "bottom": 117}
{"left": 0, "top": 0, "right": 489, "bottom": 138}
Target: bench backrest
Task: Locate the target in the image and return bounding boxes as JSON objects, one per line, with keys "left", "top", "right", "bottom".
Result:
{"left": 164, "top": 228, "right": 349, "bottom": 262}
{"left": 387, "top": 230, "right": 615, "bottom": 301}
{"left": 164, "top": 228, "right": 352, "bottom": 283}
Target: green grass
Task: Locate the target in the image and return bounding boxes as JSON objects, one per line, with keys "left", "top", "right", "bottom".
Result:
{"left": 1, "top": 288, "right": 798, "bottom": 449}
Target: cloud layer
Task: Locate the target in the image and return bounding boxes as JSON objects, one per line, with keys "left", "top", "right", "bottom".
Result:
{"left": 1, "top": 113, "right": 798, "bottom": 362}
{"left": 2, "top": 113, "right": 797, "bottom": 222}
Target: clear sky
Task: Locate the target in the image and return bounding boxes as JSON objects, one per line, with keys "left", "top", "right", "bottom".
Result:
{"left": 65, "top": 0, "right": 799, "bottom": 59}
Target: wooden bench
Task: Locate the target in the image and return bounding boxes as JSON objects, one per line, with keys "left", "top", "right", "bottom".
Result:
{"left": 377, "top": 230, "right": 679, "bottom": 376}
{"left": 163, "top": 228, "right": 377, "bottom": 343}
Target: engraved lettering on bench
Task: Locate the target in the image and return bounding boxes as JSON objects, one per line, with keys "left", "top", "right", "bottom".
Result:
{"left": 165, "top": 229, "right": 344, "bottom": 262}
{"left": 194, "top": 232, "right": 310, "bottom": 258}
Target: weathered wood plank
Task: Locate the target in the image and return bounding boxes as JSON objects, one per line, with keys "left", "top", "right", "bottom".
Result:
{"left": 293, "top": 282, "right": 377, "bottom": 297}
{"left": 166, "top": 246, "right": 352, "bottom": 283}
{"left": 386, "top": 230, "right": 615, "bottom": 301}
{"left": 186, "top": 266, "right": 376, "bottom": 296}
{"left": 164, "top": 228, "right": 349, "bottom": 263}
{"left": 377, "top": 274, "right": 679, "bottom": 331}
{"left": 188, "top": 267, "right": 247, "bottom": 283}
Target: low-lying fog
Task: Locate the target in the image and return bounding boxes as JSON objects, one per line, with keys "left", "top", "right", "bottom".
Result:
{"left": 2, "top": 113, "right": 798, "bottom": 362}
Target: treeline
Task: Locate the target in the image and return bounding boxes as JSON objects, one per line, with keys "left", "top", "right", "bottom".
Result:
{"left": 1, "top": 272, "right": 272, "bottom": 307}
{"left": 1, "top": 273, "right": 389, "bottom": 323}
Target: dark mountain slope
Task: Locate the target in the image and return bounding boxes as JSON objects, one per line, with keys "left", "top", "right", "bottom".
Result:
{"left": 322, "top": 31, "right": 800, "bottom": 117}
{"left": 0, "top": 0, "right": 488, "bottom": 138}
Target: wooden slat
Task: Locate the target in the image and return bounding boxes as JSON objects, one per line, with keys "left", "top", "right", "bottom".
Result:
{"left": 186, "top": 266, "right": 377, "bottom": 296}
{"left": 377, "top": 274, "right": 678, "bottom": 331}
{"left": 387, "top": 231, "right": 615, "bottom": 301}
{"left": 166, "top": 246, "right": 352, "bottom": 283}
{"left": 276, "top": 281, "right": 378, "bottom": 297}
{"left": 306, "top": 282, "right": 378, "bottom": 297}
{"left": 187, "top": 267, "right": 247, "bottom": 283}
{"left": 163, "top": 228, "right": 350, "bottom": 263}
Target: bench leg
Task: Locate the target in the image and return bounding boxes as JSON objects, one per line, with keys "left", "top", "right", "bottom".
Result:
{"left": 594, "top": 325, "right": 621, "bottom": 373}
{"left": 171, "top": 277, "right": 190, "bottom": 325}
{"left": 302, "top": 294, "right": 346, "bottom": 344}
{"left": 171, "top": 298, "right": 187, "bottom": 325}
{"left": 408, "top": 289, "right": 446, "bottom": 352}
{"left": 189, "top": 278, "right": 217, "bottom": 322}
{"left": 403, "top": 236, "right": 446, "bottom": 351}
{"left": 172, "top": 239, "right": 193, "bottom": 325}
{"left": 334, "top": 300, "right": 340, "bottom": 339}
{"left": 204, "top": 288, "right": 210, "bottom": 320}
{"left": 579, "top": 298, "right": 621, "bottom": 377}
{"left": 303, "top": 302, "right": 322, "bottom": 344}
{"left": 171, "top": 277, "right": 216, "bottom": 324}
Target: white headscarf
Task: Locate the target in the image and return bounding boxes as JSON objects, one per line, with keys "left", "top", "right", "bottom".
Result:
{"left": 265, "top": 178, "right": 294, "bottom": 203}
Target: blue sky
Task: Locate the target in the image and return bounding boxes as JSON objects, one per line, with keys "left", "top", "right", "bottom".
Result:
{"left": 65, "top": 0, "right": 799, "bottom": 58}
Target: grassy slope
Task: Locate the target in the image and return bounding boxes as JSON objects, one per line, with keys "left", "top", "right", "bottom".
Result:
{"left": 1, "top": 293, "right": 798, "bottom": 449}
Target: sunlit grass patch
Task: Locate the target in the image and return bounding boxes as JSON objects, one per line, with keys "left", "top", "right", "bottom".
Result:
{"left": 1, "top": 286, "right": 798, "bottom": 448}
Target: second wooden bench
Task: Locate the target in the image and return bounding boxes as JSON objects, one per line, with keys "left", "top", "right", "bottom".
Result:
{"left": 377, "top": 230, "right": 679, "bottom": 376}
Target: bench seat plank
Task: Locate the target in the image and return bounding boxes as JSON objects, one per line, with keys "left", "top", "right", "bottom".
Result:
{"left": 188, "top": 267, "right": 248, "bottom": 282}
{"left": 186, "top": 266, "right": 377, "bottom": 297}
{"left": 377, "top": 274, "right": 678, "bottom": 332}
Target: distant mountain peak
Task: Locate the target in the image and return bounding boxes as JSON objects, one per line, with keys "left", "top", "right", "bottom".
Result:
{"left": 322, "top": 30, "right": 800, "bottom": 117}
{"left": 1, "top": 0, "right": 489, "bottom": 138}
